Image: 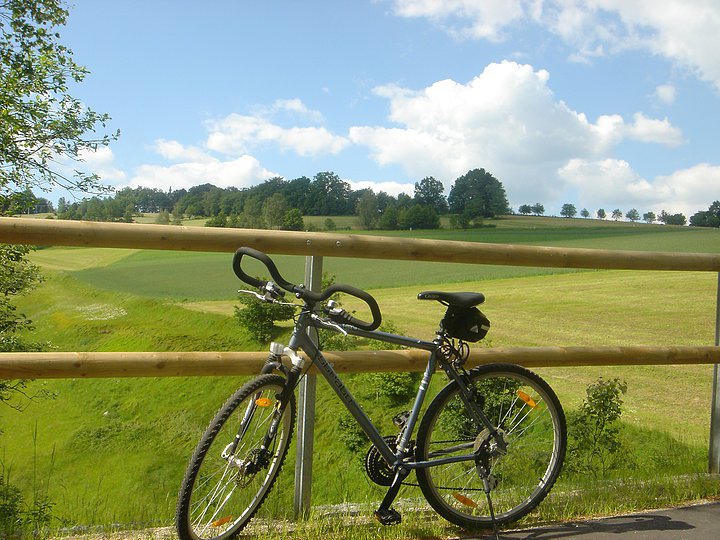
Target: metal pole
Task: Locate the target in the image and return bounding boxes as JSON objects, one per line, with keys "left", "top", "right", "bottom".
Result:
{"left": 294, "top": 255, "right": 323, "bottom": 518}
{"left": 710, "top": 272, "right": 720, "bottom": 473}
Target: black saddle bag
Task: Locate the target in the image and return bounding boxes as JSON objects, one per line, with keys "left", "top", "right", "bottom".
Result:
{"left": 442, "top": 306, "right": 490, "bottom": 342}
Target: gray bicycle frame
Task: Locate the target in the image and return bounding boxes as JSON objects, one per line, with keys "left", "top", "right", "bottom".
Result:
{"left": 285, "top": 310, "right": 498, "bottom": 471}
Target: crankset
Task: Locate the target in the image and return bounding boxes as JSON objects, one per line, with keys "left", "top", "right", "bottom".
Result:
{"left": 365, "top": 436, "right": 397, "bottom": 486}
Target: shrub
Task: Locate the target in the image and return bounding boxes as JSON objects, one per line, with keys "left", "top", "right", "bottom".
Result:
{"left": 566, "top": 377, "right": 628, "bottom": 478}
{"left": 234, "top": 296, "right": 295, "bottom": 343}
{"left": 363, "top": 372, "right": 419, "bottom": 407}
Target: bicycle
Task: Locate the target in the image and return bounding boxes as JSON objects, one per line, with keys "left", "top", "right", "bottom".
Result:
{"left": 175, "top": 247, "right": 567, "bottom": 540}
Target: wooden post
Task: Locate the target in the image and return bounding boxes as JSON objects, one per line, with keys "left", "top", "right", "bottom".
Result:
{"left": 710, "top": 273, "right": 720, "bottom": 473}
{"left": 294, "top": 255, "right": 322, "bottom": 518}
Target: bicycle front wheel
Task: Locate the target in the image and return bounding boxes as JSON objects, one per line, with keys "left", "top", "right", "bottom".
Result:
{"left": 176, "top": 374, "right": 296, "bottom": 540}
{"left": 416, "top": 364, "right": 566, "bottom": 529}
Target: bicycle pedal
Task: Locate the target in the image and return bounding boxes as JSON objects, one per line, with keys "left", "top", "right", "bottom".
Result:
{"left": 374, "top": 507, "right": 402, "bottom": 526}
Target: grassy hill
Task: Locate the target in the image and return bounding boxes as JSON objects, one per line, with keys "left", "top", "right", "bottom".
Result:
{"left": 2, "top": 215, "right": 719, "bottom": 533}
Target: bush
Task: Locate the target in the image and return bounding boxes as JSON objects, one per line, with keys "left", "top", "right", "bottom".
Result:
{"left": 363, "top": 372, "right": 419, "bottom": 407}
{"left": 234, "top": 296, "right": 295, "bottom": 343}
{"left": 566, "top": 377, "right": 628, "bottom": 478}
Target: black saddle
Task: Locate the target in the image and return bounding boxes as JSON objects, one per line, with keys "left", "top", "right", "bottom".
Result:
{"left": 417, "top": 291, "right": 485, "bottom": 308}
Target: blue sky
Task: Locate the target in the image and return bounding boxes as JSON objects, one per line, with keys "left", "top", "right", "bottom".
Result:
{"left": 59, "top": 0, "right": 720, "bottom": 218}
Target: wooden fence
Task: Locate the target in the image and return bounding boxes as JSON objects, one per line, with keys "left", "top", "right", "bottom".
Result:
{"left": 1, "top": 215, "right": 719, "bottom": 514}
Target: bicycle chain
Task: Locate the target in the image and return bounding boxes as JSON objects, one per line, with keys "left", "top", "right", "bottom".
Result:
{"left": 400, "top": 437, "right": 489, "bottom": 491}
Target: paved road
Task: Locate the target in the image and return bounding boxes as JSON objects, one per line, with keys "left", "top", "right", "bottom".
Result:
{"left": 466, "top": 501, "right": 720, "bottom": 540}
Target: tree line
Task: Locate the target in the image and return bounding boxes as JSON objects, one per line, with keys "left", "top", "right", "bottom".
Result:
{"left": 518, "top": 202, "right": 691, "bottom": 226}
{"left": 49, "top": 168, "right": 511, "bottom": 230}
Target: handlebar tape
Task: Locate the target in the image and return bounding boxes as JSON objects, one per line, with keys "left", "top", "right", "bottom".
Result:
{"left": 232, "top": 247, "right": 298, "bottom": 292}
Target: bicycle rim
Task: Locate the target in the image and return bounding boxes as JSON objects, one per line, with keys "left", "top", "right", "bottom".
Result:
{"left": 416, "top": 364, "right": 566, "bottom": 528}
{"left": 177, "top": 375, "right": 295, "bottom": 540}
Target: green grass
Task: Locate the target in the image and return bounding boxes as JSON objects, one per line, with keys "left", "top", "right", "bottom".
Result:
{"left": 4, "top": 215, "right": 720, "bottom": 533}
{"left": 52, "top": 215, "right": 720, "bottom": 300}
{"left": 3, "top": 266, "right": 716, "bottom": 530}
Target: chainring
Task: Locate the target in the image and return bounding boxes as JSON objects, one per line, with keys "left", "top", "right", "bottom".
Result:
{"left": 364, "top": 436, "right": 397, "bottom": 486}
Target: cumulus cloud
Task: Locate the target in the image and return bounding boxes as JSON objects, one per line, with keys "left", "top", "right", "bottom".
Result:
{"left": 349, "top": 179, "right": 415, "bottom": 197}
{"left": 76, "top": 146, "right": 126, "bottom": 182}
{"left": 390, "top": 0, "right": 720, "bottom": 90}
{"left": 625, "top": 113, "right": 684, "bottom": 146}
{"left": 152, "top": 139, "right": 214, "bottom": 163}
{"left": 270, "top": 98, "right": 325, "bottom": 123}
{"left": 205, "top": 113, "right": 349, "bottom": 157}
{"left": 392, "top": 0, "right": 526, "bottom": 42}
{"left": 127, "top": 152, "right": 278, "bottom": 191}
{"left": 560, "top": 160, "right": 720, "bottom": 217}
{"left": 350, "top": 61, "right": 684, "bottom": 207}
{"left": 102, "top": 97, "right": 347, "bottom": 193}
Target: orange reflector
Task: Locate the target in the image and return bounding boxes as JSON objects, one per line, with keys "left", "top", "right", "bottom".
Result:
{"left": 517, "top": 390, "right": 537, "bottom": 408}
{"left": 255, "top": 397, "right": 272, "bottom": 407}
{"left": 452, "top": 492, "right": 478, "bottom": 508}
{"left": 211, "top": 516, "right": 233, "bottom": 527}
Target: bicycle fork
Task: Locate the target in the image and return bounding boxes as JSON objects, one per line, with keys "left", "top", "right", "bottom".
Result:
{"left": 223, "top": 347, "right": 302, "bottom": 468}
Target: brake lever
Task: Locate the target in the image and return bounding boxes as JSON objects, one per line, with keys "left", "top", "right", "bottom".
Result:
{"left": 311, "top": 313, "right": 348, "bottom": 336}
{"left": 238, "top": 289, "right": 266, "bottom": 301}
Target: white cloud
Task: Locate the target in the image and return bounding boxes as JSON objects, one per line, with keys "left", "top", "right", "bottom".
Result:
{"left": 152, "top": 139, "right": 214, "bottom": 163}
{"left": 654, "top": 84, "right": 677, "bottom": 105}
{"left": 625, "top": 113, "right": 684, "bottom": 146}
{"left": 350, "top": 61, "right": 683, "bottom": 207}
{"left": 205, "top": 113, "right": 349, "bottom": 157}
{"left": 391, "top": 0, "right": 720, "bottom": 90}
{"left": 560, "top": 159, "right": 720, "bottom": 217}
{"left": 349, "top": 179, "right": 415, "bottom": 197}
{"left": 392, "top": 0, "right": 526, "bottom": 41}
{"left": 116, "top": 98, "right": 340, "bottom": 194}
{"left": 76, "top": 146, "right": 126, "bottom": 182}
{"left": 270, "top": 98, "right": 325, "bottom": 123}
{"left": 127, "top": 153, "right": 278, "bottom": 192}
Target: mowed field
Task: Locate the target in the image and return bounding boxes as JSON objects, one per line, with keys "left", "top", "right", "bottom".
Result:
{"left": 2, "top": 215, "right": 719, "bottom": 529}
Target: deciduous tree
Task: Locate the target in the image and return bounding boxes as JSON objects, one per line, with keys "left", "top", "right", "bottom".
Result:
{"left": 1, "top": 0, "right": 118, "bottom": 196}
{"left": 560, "top": 203, "right": 577, "bottom": 218}
{"left": 448, "top": 169, "right": 509, "bottom": 218}
{"left": 261, "top": 193, "right": 288, "bottom": 229}
{"left": 282, "top": 208, "right": 304, "bottom": 231}
{"left": 356, "top": 190, "right": 378, "bottom": 230}
{"left": 413, "top": 176, "right": 448, "bottom": 213}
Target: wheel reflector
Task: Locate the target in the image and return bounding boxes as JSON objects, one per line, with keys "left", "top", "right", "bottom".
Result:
{"left": 255, "top": 397, "right": 272, "bottom": 407}
{"left": 452, "top": 492, "right": 478, "bottom": 508}
{"left": 517, "top": 390, "right": 537, "bottom": 408}
{"left": 211, "top": 516, "right": 233, "bottom": 527}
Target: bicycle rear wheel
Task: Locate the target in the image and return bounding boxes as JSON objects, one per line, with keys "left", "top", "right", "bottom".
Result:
{"left": 176, "top": 374, "right": 296, "bottom": 540}
{"left": 416, "top": 364, "right": 566, "bottom": 529}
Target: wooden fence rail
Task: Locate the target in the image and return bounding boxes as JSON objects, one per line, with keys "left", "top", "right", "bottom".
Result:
{"left": 1, "top": 346, "right": 720, "bottom": 379}
{"left": 2, "top": 216, "right": 720, "bottom": 271}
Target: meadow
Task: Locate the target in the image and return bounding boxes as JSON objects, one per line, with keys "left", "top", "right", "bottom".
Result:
{"left": 2, "top": 215, "right": 719, "bottom": 536}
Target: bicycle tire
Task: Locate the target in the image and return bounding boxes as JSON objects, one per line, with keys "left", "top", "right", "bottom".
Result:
{"left": 176, "top": 374, "right": 296, "bottom": 540}
{"left": 415, "top": 363, "right": 566, "bottom": 529}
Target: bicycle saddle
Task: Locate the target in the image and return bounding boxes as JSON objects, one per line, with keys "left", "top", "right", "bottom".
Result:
{"left": 417, "top": 291, "right": 485, "bottom": 308}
